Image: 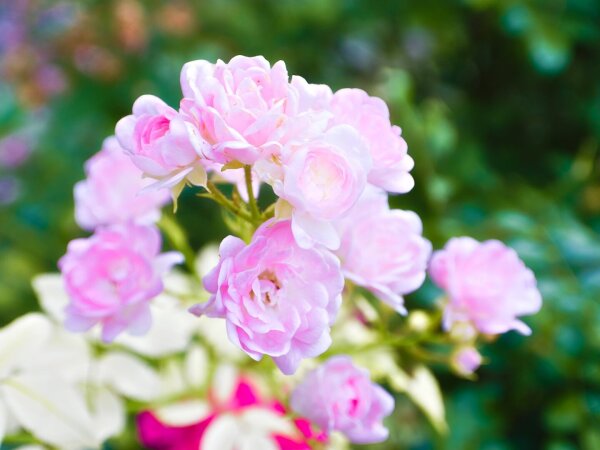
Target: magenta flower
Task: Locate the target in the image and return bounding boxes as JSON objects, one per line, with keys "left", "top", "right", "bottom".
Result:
{"left": 190, "top": 220, "right": 344, "bottom": 375}
{"left": 74, "top": 136, "right": 170, "bottom": 230}
{"left": 429, "top": 237, "right": 542, "bottom": 335}
{"left": 115, "top": 94, "right": 208, "bottom": 193}
{"left": 180, "top": 55, "right": 291, "bottom": 165}
{"left": 137, "top": 377, "right": 323, "bottom": 450}
{"left": 59, "top": 224, "right": 183, "bottom": 342}
{"left": 291, "top": 356, "right": 395, "bottom": 444}
{"left": 330, "top": 88, "right": 414, "bottom": 193}
{"left": 335, "top": 188, "right": 431, "bottom": 313}
{"left": 137, "top": 412, "right": 210, "bottom": 450}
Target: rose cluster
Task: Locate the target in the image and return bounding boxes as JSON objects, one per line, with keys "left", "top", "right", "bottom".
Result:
{"left": 54, "top": 55, "right": 543, "bottom": 447}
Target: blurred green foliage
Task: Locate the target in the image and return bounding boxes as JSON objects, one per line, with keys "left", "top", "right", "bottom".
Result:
{"left": 1, "top": 0, "right": 599, "bottom": 449}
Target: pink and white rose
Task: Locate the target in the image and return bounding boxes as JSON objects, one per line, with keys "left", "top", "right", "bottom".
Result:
{"left": 429, "top": 237, "right": 543, "bottom": 335}
{"left": 290, "top": 355, "right": 395, "bottom": 444}
{"left": 335, "top": 188, "right": 431, "bottom": 313}
{"left": 115, "top": 94, "right": 208, "bottom": 195}
{"left": 274, "top": 125, "right": 371, "bottom": 249}
{"left": 330, "top": 88, "right": 414, "bottom": 193}
{"left": 190, "top": 219, "right": 344, "bottom": 375}
{"left": 59, "top": 224, "right": 183, "bottom": 342}
{"left": 74, "top": 136, "right": 170, "bottom": 230}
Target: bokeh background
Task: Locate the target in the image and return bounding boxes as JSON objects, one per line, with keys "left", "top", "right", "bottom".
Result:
{"left": 1, "top": 1, "right": 599, "bottom": 449}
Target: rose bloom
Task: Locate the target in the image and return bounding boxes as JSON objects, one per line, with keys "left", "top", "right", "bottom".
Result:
{"left": 115, "top": 94, "right": 208, "bottom": 194}
{"left": 74, "top": 136, "right": 170, "bottom": 230}
{"left": 180, "top": 55, "right": 292, "bottom": 165}
{"left": 190, "top": 220, "right": 344, "bottom": 375}
{"left": 273, "top": 125, "right": 371, "bottom": 250}
{"left": 335, "top": 187, "right": 431, "bottom": 313}
{"left": 291, "top": 356, "right": 395, "bottom": 444}
{"left": 59, "top": 224, "right": 182, "bottom": 342}
{"left": 429, "top": 237, "right": 543, "bottom": 335}
{"left": 330, "top": 88, "right": 414, "bottom": 194}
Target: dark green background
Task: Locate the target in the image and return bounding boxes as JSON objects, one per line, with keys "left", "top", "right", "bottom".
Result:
{"left": 1, "top": 1, "right": 599, "bottom": 449}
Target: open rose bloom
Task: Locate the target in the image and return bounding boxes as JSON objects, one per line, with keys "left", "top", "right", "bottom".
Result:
{"left": 329, "top": 88, "right": 414, "bottom": 193}
{"left": 335, "top": 187, "right": 431, "bottom": 313}
{"left": 180, "top": 56, "right": 292, "bottom": 165}
{"left": 291, "top": 356, "right": 395, "bottom": 444}
{"left": 190, "top": 219, "right": 344, "bottom": 375}
{"left": 429, "top": 237, "right": 542, "bottom": 335}
{"left": 11, "top": 54, "right": 545, "bottom": 450}
{"left": 59, "top": 224, "right": 182, "bottom": 342}
{"left": 116, "top": 95, "right": 209, "bottom": 197}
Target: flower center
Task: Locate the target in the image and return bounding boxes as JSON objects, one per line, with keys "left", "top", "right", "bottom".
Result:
{"left": 257, "top": 270, "right": 281, "bottom": 306}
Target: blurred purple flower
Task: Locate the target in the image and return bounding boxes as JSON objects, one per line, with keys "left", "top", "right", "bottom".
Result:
{"left": 0, "top": 135, "right": 32, "bottom": 168}
{"left": 0, "top": 176, "right": 22, "bottom": 205}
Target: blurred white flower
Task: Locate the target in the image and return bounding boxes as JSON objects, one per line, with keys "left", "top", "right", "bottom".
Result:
{"left": 0, "top": 314, "right": 108, "bottom": 449}
{"left": 95, "top": 351, "right": 162, "bottom": 402}
{"left": 195, "top": 243, "right": 220, "bottom": 279}
{"left": 202, "top": 407, "right": 295, "bottom": 450}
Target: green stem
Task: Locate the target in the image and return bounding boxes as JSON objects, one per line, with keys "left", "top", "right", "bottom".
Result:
{"left": 158, "top": 215, "right": 200, "bottom": 280}
{"left": 405, "top": 346, "right": 451, "bottom": 364}
{"left": 262, "top": 202, "right": 276, "bottom": 220}
{"left": 206, "top": 181, "right": 254, "bottom": 222}
{"left": 1, "top": 433, "right": 43, "bottom": 446}
{"left": 244, "top": 165, "right": 261, "bottom": 221}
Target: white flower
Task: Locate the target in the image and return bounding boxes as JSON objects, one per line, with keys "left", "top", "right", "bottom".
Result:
{"left": 202, "top": 407, "right": 295, "bottom": 450}
{"left": 0, "top": 314, "right": 103, "bottom": 449}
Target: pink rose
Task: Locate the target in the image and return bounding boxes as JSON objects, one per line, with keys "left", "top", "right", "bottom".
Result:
{"left": 335, "top": 188, "right": 431, "bottom": 313}
{"left": 429, "top": 237, "right": 543, "bottom": 335}
{"left": 274, "top": 125, "right": 371, "bottom": 250}
{"left": 290, "top": 356, "right": 395, "bottom": 444}
{"left": 74, "top": 136, "right": 170, "bottom": 230}
{"left": 115, "top": 94, "right": 208, "bottom": 193}
{"left": 288, "top": 75, "right": 333, "bottom": 113}
{"left": 180, "top": 55, "right": 291, "bottom": 165}
{"left": 59, "top": 224, "right": 183, "bottom": 342}
{"left": 190, "top": 220, "right": 344, "bottom": 375}
{"left": 330, "top": 88, "right": 414, "bottom": 193}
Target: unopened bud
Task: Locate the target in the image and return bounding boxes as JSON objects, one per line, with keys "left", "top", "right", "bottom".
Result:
{"left": 407, "top": 310, "right": 431, "bottom": 333}
{"left": 451, "top": 347, "right": 482, "bottom": 377}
